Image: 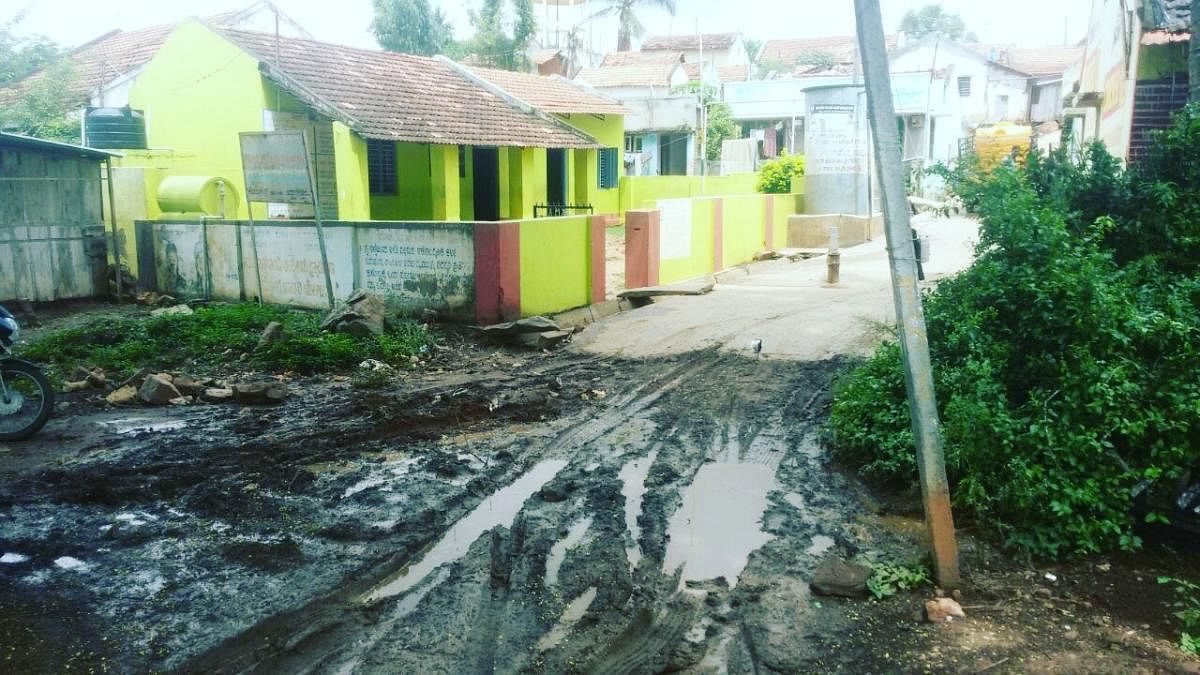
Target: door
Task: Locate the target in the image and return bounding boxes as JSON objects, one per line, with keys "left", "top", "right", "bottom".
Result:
{"left": 546, "top": 148, "right": 567, "bottom": 215}
{"left": 472, "top": 147, "right": 500, "bottom": 221}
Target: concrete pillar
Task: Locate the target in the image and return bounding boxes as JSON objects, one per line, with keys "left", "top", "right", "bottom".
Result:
{"left": 625, "top": 209, "right": 660, "bottom": 289}
{"left": 430, "top": 144, "right": 461, "bottom": 221}
{"left": 474, "top": 220, "right": 521, "bottom": 324}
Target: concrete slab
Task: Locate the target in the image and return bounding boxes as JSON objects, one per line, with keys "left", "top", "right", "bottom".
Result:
{"left": 572, "top": 215, "right": 979, "bottom": 361}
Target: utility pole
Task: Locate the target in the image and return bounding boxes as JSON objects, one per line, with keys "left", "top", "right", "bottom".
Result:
{"left": 853, "top": 0, "right": 961, "bottom": 589}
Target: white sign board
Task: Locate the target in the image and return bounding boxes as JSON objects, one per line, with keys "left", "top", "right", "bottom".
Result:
{"left": 806, "top": 103, "right": 868, "bottom": 176}
{"left": 239, "top": 132, "right": 314, "bottom": 204}
{"left": 659, "top": 198, "right": 693, "bottom": 260}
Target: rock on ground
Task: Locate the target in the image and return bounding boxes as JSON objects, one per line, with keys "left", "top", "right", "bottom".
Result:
{"left": 231, "top": 381, "right": 287, "bottom": 404}
{"left": 924, "top": 597, "right": 966, "bottom": 623}
{"left": 139, "top": 374, "right": 182, "bottom": 406}
{"left": 321, "top": 290, "right": 387, "bottom": 338}
{"left": 811, "top": 558, "right": 872, "bottom": 598}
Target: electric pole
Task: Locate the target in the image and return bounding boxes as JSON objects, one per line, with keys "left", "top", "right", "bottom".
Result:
{"left": 853, "top": 0, "right": 961, "bottom": 589}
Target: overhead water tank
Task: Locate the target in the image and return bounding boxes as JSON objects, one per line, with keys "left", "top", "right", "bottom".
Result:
{"left": 803, "top": 85, "right": 873, "bottom": 216}
{"left": 84, "top": 107, "right": 147, "bottom": 150}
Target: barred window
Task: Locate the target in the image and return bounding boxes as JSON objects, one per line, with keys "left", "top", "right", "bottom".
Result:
{"left": 367, "top": 140, "right": 396, "bottom": 195}
{"left": 957, "top": 76, "right": 972, "bottom": 97}
{"left": 598, "top": 147, "right": 619, "bottom": 189}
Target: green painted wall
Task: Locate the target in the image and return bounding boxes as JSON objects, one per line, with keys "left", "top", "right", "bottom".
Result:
{"left": 722, "top": 195, "right": 766, "bottom": 266}
{"left": 126, "top": 19, "right": 268, "bottom": 220}
{"left": 619, "top": 173, "right": 764, "bottom": 214}
{"left": 518, "top": 215, "right": 591, "bottom": 315}
{"left": 333, "top": 122, "right": 370, "bottom": 221}
{"left": 556, "top": 113, "right": 624, "bottom": 217}
{"left": 770, "top": 193, "right": 803, "bottom": 249}
{"left": 430, "top": 144, "right": 460, "bottom": 220}
{"left": 459, "top": 146, "right": 475, "bottom": 220}
{"left": 371, "top": 142, "right": 433, "bottom": 219}
{"left": 660, "top": 198, "right": 715, "bottom": 285}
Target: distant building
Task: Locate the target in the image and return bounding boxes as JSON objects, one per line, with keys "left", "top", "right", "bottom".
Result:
{"left": 640, "top": 33, "right": 750, "bottom": 68}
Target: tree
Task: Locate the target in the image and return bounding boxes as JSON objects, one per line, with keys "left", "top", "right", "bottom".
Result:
{"left": 898, "top": 4, "right": 976, "bottom": 42}
{"left": 371, "top": 0, "right": 455, "bottom": 56}
{"left": 1, "top": 60, "right": 82, "bottom": 143}
{"left": 0, "top": 13, "right": 60, "bottom": 85}
{"left": 461, "top": 0, "right": 536, "bottom": 70}
{"left": 590, "top": 0, "right": 677, "bottom": 52}
{"left": 675, "top": 83, "right": 738, "bottom": 163}
{"left": 742, "top": 37, "right": 762, "bottom": 63}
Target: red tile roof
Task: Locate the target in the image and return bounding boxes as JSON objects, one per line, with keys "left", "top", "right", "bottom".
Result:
{"left": 717, "top": 65, "right": 750, "bottom": 83}
{"left": 601, "top": 51, "right": 684, "bottom": 67}
{"left": 967, "top": 44, "right": 1083, "bottom": 77}
{"left": 468, "top": 66, "right": 629, "bottom": 115}
{"left": 760, "top": 35, "right": 898, "bottom": 66}
{"left": 218, "top": 28, "right": 599, "bottom": 148}
{"left": 576, "top": 63, "right": 682, "bottom": 89}
{"left": 0, "top": 23, "right": 174, "bottom": 107}
{"left": 642, "top": 33, "right": 739, "bottom": 51}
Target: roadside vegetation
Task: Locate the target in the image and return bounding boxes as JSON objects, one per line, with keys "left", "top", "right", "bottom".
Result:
{"left": 756, "top": 152, "right": 805, "bottom": 193}
{"left": 831, "top": 105, "right": 1200, "bottom": 561}
{"left": 23, "top": 302, "right": 435, "bottom": 380}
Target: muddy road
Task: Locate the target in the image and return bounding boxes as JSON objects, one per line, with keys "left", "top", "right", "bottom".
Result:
{"left": 0, "top": 345, "right": 901, "bottom": 673}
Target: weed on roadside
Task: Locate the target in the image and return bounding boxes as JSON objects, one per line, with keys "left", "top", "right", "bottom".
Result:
{"left": 22, "top": 303, "right": 435, "bottom": 380}
{"left": 866, "top": 561, "right": 932, "bottom": 600}
{"left": 1159, "top": 576, "right": 1200, "bottom": 656}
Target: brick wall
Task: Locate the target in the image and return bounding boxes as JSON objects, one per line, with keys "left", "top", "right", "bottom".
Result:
{"left": 1130, "top": 73, "right": 1189, "bottom": 164}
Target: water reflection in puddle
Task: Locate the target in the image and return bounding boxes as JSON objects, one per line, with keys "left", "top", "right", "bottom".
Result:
{"left": 546, "top": 517, "right": 592, "bottom": 587}
{"left": 536, "top": 586, "right": 597, "bottom": 652}
{"left": 363, "top": 459, "right": 567, "bottom": 603}
{"left": 619, "top": 451, "right": 657, "bottom": 569}
{"left": 663, "top": 463, "right": 776, "bottom": 587}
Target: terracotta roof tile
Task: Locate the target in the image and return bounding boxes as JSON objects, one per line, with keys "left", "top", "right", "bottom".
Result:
{"left": 642, "top": 33, "right": 738, "bottom": 51}
{"left": 601, "top": 51, "right": 684, "bottom": 67}
{"left": 218, "top": 28, "right": 598, "bottom": 148}
{"left": 576, "top": 63, "right": 681, "bottom": 88}
{"left": 967, "top": 44, "right": 1083, "bottom": 77}
{"left": 469, "top": 66, "right": 628, "bottom": 115}
{"left": 717, "top": 65, "right": 749, "bottom": 82}
{"left": 761, "top": 34, "right": 898, "bottom": 66}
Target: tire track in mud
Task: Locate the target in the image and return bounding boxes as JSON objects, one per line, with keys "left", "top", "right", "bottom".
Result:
{"left": 178, "top": 352, "right": 728, "bottom": 673}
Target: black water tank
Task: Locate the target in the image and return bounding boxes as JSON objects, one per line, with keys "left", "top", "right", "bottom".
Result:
{"left": 85, "top": 107, "right": 147, "bottom": 149}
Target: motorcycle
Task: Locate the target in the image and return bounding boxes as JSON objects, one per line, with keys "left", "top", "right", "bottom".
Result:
{"left": 0, "top": 306, "right": 52, "bottom": 440}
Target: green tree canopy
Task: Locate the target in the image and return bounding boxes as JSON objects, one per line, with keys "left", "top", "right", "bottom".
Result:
{"left": 461, "top": 0, "right": 536, "bottom": 70}
{"left": 1, "top": 60, "right": 82, "bottom": 143}
{"left": 371, "top": 0, "right": 455, "bottom": 56}
{"left": 0, "top": 13, "right": 60, "bottom": 85}
{"left": 898, "top": 4, "right": 976, "bottom": 42}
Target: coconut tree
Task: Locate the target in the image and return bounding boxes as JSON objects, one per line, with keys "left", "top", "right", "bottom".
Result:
{"left": 590, "top": 0, "right": 677, "bottom": 52}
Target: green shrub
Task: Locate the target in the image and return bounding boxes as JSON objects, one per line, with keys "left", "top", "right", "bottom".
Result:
{"left": 867, "top": 561, "right": 931, "bottom": 600}
{"left": 756, "top": 152, "right": 805, "bottom": 194}
{"left": 831, "top": 107, "right": 1200, "bottom": 558}
{"left": 24, "top": 303, "right": 435, "bottom": 380}
{"left": 1159, "top": 576, "right": 1200, "bottom": 656}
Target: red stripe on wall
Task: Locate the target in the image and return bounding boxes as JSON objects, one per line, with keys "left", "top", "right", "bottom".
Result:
{"left": 474, "top": 221, "right": 521, "bottom": 324}
{"left": 625, "top": 210, "right": 661, "bottom": 289}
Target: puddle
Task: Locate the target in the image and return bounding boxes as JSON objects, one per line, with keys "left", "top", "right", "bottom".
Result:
{"left": 619, "top": 451, "right": 658, "bottom": 568}
{"left": 99, "top": 418, "right": 187, "bottom": 435}
{"left": 364, "top": 459, "right": 568, "bottom": 603}
{"left": 663, "top": 463, "right": 776, "bottom": 587}
{"left": 536, "top": 586, "right": 597, "bottom": 652}
{"left": 546, "top": 517, "right": 592, "bottom": 587}
{"left": 806, "top": 534, "right": 835, "bottom": 556}
{"left": 0, "top": 552, "right": 28, "bottom": 564}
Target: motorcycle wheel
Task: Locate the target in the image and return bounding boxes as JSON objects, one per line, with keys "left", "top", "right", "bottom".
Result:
{"left": 0, "top": 360, "right": 53, "bottom": 441}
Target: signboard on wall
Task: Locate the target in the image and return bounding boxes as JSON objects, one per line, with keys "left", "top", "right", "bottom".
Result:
{"left": 806, "top": 103, "right": 868, "bottom": 175}
{"left": 239, "top": 132, "right": 313, "bottom": 204}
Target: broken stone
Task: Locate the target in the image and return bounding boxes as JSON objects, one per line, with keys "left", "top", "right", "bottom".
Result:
{"left": 478, "top": 316, "right": 560, "bottom": 340}
{"left": 150, "top": 304, "right": 193, "bottom": 317}
{"left": 321, "top": 289, "right": 387, "bottom": 338}
{"left": 168, "top": 396, "right": 193, "bottom": 406}
{"left": 514, "top": 329, "right": 573, "bottom": 350}
{"left": 105, "top": 385, "right": 138, "bottom": 405}
{"left": 618, "top": 281, "right": 714, "bottom": 300}
{"left": 924, "top": 597, "right": 966, "bottom": 623}
{"left": 171, "top": 374, "right": 204, "bottom": 397}
{"left": 811, "top": 558, "right": 872, "bottom": 598}
{"left": 138, "top": 375, "right": 182, "bottom": 406}
{"left": 72, "top": 366, "right": 106, "bottom": 388}
{"left": 257, "top": 321, "right": 284, "bottom": 350}
{"left": 754, "top": 250, "right": 783, "bottom": 261}
{"left": 201, "top": 388, "right": 234, "bottom": 403}
{"left": 358, "top": 359, "right": 395, "bottom": 374}
{"left": 62, "top": 380, "right": 90, "bottom": 393}
{"left": 119, "top": 368, "right": 151, "bottom": 390}
{"left": 231, "top": 381, "right": 287, "bottom": 405}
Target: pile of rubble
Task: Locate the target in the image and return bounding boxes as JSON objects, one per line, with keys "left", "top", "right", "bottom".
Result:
{"left": 63, "top": 367, "right": 287, "bottom": 407}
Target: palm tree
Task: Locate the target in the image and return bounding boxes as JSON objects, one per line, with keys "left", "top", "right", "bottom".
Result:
{"left": 590, "top": 0, "right": 677, "bottom": 52}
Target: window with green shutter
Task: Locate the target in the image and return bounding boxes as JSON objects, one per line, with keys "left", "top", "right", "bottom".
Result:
{"left": 598, "top": 147, "right": 619, "bottom": 189}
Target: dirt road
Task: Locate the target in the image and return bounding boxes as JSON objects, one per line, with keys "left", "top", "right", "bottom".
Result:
{"left": 2, "top": 216, "right": 1195, "bottom": 674}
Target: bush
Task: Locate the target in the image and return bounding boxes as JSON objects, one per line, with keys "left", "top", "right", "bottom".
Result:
{"left": 830, "top": 108, "right": 1200, "bottom": 558}
{"left": 756, "top": 152, "right": 805, "bottom": 194}
{"left": 24, "top": 303, "right": 435, "bottom": 380}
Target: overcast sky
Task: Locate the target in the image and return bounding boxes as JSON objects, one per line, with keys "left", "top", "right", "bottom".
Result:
{"left": 6, "top": 0, "right": 1093, "bottom": 54}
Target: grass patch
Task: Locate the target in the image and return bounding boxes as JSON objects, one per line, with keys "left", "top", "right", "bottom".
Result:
{"left": 23, "top": 303, "right": 435, "bottom": 380}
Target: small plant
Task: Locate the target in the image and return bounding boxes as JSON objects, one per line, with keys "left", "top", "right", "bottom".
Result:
{"left": 1159, "top": 576, "right": 1200, "bottom": 656}
{"left": 866, "top": 561, "right": 931, "bottom": 600}
{"left": 756, "top": 152, "right": 805, "bottom": 194}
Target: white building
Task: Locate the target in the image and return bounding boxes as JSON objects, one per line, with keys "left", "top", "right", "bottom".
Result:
{"left": 640, "top": 33, "right": 751, "bottom": 69}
